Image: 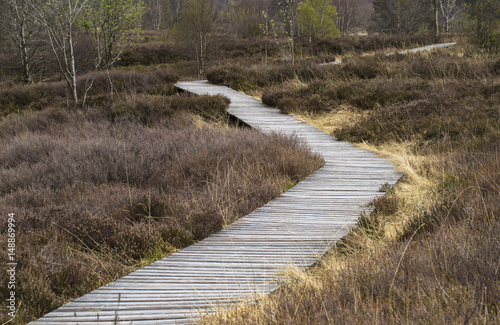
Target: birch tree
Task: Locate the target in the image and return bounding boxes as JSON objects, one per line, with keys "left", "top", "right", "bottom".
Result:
{"left": 434, "top": 0, "right": 439, "bottom": 39}
{"left": 439, "top": 0, "right": 461, "bottom": 32}
{"left": 3, "top": 0, "right": 41, "bottom": 83}
{"left": 176, "top": 0, "right": 218, "bottom": 76}
{"left": 333, "top": 0, "right": 370, "bottom": 36}
{"left": 81, "top": 0, "right": 145, "bottom": 69}
{"left": 171, "top": 0, "right": 184, "bottom": 24}
{"left": 143, "top": 0, "right": 171, "bottom": 29}
{"left": 262, "top": 0, "right": 298, "bottom": 65}
{"left": 32, "top": 0, "right": 92, "bottom": 108}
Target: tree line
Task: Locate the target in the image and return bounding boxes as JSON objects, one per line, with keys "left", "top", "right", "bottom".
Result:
{"left": 0, "top": 0, "right": 145, "bottom": 107}
{"left": 0, "top": 0, "right": 498, "bottom": 106}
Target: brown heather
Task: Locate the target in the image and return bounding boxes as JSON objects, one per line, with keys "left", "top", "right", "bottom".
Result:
{"left": 112, "top": 32, "right": 437, "bottom": 82}
{"left": 304, "top": 33, "right": 439, "bottom": 56}
{"left": 205, "top": 34, "right": 442, "bottom": 92}
{"left": 0, "top": 68, "right": 179, "bottom": 115}
{"left": 0, "top": 78, "right": 323, "bottom": 323}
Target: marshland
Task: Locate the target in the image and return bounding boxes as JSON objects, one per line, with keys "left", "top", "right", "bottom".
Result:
{"left": 0, "top": 0, "right": 498, "bottom": 323}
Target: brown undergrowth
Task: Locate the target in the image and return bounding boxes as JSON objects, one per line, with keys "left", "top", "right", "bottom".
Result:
{"left": 205, "top": 35, "right": 446, "bottom": 93}
{"left": 199, "top": 43, "right": 500, "bottom": 324}
{"left": 0, "top": 69, "right": 179, "bottom": 115}
{"left": 0, "top": 72, "right": 323, "bottom": 323}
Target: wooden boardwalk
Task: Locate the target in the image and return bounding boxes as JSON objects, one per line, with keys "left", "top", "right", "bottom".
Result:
{"left": 321, "top": 42, "right": 456, "bottom": 65}
{"left": 396, "top": 42, "right": 456, "bottom": 54}
{"left": 30, "top": 81, "right": 402, "bottom": 325}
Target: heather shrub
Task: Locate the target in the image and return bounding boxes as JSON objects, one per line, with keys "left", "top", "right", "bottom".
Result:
{"left": 207, "top": 63, "right": 340, "bottom": 92}
{"left": 334, "top": 78, "right": 498, "bottom": 147}
{"left": 0, "top": 69, "right": 178, "bottom": 115}
{"left": 81, "top": 69, "right": 178, "bottom": 96}
{"left": 262, "top": 77, "right": 417, "bottom": 113}
{"left": 306, "top": 34, "right": 438, "bottom": 56}
{"left": 0, "top": 81, "right": 67, "bottom": 113}
{"left": 90, "top": 93, "right": 230, "bottom": 124}
{"left": 408, "top": 52, "right": 496, "bottom": 79}
{"left": 218, "top": 38, "right": 276, "bottom": 59}
{"left": 117, "top": 38, "right": 274, "bottom": 70}
{"left": 245, "top": 50, "right": 500, "bottom": 143}
{"left": 340, "top": 56, "right": 390, "bottom": 79}
{"left": 0, "top": 94, "right": 323, "bottom": 323}
{"left": 116, "top": 43, "right": 190, "bottom": 66}
{"left": 206, "top": 65, "right": 265, "bottom": 91}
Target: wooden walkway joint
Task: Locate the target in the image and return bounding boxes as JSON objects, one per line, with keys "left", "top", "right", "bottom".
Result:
{"left": 30, "top": 81, "right": 402, "bottom": 324}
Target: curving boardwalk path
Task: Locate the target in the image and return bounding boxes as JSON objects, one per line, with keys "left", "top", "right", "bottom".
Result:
{"left": 30, "top": 81, "right": 402, "bottom": 325}
{"left": 321, "top": 42, "right": 457, "bottom": 65}
{"left": 396, "top": 42, "right": 456, "bottom": 54}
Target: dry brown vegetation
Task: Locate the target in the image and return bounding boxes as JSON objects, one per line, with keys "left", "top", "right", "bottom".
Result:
{"left": 110, "top": 33, "right": 438, "bottom": 83}
{"left": 0, "top": 69, "right": 179, "bottom": 115}
{"left": 205, "top": 34, "right": 443, "bottom": 92}
{"left": 200, "top": 44, "right": 500, "bottom": 324}
{"left": 0, "top": 68, "right": 323, "bottom": 323}
{"left": 1, "top": 28, "right": 497, "bottom": 324}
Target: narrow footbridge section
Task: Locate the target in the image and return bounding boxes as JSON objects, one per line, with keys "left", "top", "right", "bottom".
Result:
{"left": 31, "top": 81, "right": 402, "bottom": 324}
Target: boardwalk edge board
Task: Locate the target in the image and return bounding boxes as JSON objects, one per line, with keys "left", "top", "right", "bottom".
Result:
{"left": 30, "top": 80, "right": 403, "bottom": 325}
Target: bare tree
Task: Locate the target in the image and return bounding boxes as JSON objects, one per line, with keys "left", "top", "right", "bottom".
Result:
{"left": 333, "top": 0, "right": 371, "bottom": 35}
{"left": 372, "top": 0, "right": 431, "bottom": 34}
{"left": 225, "top": 0, "right": 264, "bottom": 38}
{"left": 31, "top": 0, "right": 92, "bottom": 108}
{"left": 78, "top": 0, "right": 145, "bottom": 107}
{"left": 398, "top": 0, "right": 431, "bottom": 34}
{"left": 144, "top": 0, "right": 172, "bottom": 29}
{"left": 176, "top": 0, "right": 219, "bottom": 76}
{"left": 466, "top": 0, "right": 500, "bottom": 52}
{"left": 82, "top": 0, "right": 145, "bottom": 69}
{"left": 439, "top": 0, "right": 461, "bottom": 32}
{"left": 372, "top": 0, "right": 398, "bottom": 33}
{"left": 434, "top": 0, "right": 439, "bottom": 39}
{"left": 3, "top": 0, "right": 42, "bottom": 83}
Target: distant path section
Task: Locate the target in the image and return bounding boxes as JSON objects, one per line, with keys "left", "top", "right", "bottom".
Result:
{"left": 30, "top": 81, "right": 402, "bottom": 325}
{"left": 320, "top": 42, "right": 457, "bottom": 65}
{"left": 392, "top": 42, "right": 457, "bottom": 54}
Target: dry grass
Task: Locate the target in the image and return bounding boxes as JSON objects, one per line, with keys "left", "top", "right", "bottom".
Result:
{"left": 291, "top": 107, "right": 368, "bottom": 135}
{"left": 197, "top": 43, "right": 500, "bottom": 324}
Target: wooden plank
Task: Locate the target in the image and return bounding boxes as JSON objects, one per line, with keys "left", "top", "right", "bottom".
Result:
{"left": 30, "top": 80, "right": 401, "bottom": 325}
